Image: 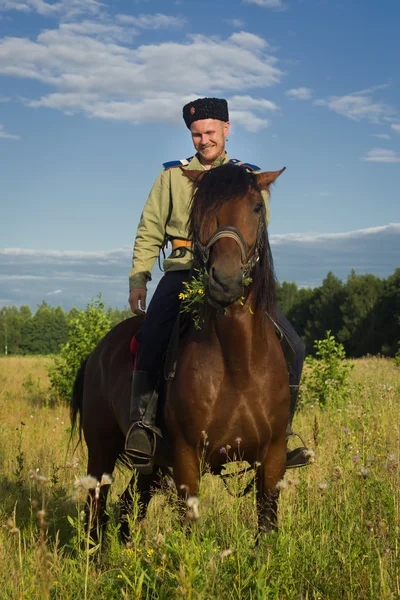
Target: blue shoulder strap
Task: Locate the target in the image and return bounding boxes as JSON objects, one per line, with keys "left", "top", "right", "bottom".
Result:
{"left": 229, "top": 158, "right": 261, "bottom": 172}
{"left": 163, "top": 156, "right": 194, "bottom": 170}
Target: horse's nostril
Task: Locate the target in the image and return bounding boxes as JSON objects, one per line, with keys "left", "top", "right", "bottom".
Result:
{"left": 211, "top": 267, "right": 229, "bottom": 292}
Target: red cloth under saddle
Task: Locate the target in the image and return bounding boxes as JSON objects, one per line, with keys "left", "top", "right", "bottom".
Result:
{"left": 130, "top": 336, "right": 139, "bottom": 370}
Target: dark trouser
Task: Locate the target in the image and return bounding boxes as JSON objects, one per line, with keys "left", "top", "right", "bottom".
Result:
{"left": 135, "top": 270, "right": 305, "bottom": 387}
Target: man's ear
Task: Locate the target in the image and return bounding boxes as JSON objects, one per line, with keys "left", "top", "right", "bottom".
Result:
{"left": 180, "top": 168, "right": 206, "bottom": 185}
{"left": 256, "top": 167, "right": 286, "bottom": 190}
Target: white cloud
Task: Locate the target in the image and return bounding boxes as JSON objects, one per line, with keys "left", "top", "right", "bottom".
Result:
{"left": 229, "top": 95, "right": 279, "bottom": 112}
{"left": 229, "top": 110, "right": 269, "bottom": 131}
{"left": 285, "top": 87, "right": 312, "bottom": 100}
{"left": 225, "top": 18, "right": 245, "bottom": 28}
{"left": 60, "top": 20, "right": 137, "bottom": 43}
{"left": 0, "top": 0, "right": 103, "bottom": 19}
{"left": 315, "top": 86, "right": 395, "bottom": 124}
{"left": 270, "top": 223, "right": 400, "bottom": 245}
{"left": 2, "top": 224, "right": 399, "bottom": 309}
{"left": 116, "top": 13, "right": 186, "bottom": 29}
{"left": 46, "top": 289, "right": 63, "bottom": 295}
{"left": 371, "top": 133, "right": 391, "bottom": 140}
{"left": 243, "top": 0, "right": 285, "bottom": 8}
{"left": 0, "top": 28, "right": 283, "bottom": 129}
{"left": 228, "top": 31, "right": 269, "bottom": 50}
{"left": 391, "top": 124, "right": 400, "bottom": 134}
{"left": 0, "top": 124, "right": 20, "bottom": 139}
{"left": 361, "top": 148, "right": 400, "bottom": 164}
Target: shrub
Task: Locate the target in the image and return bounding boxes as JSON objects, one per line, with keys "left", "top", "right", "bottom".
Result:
{"left": 394, "top": 342, "right": 400, "bottom": 367}
{"left": 47, "top": 295, "right": 111, "bottom": 403}
{"left": 301, "top": 330, "right": 353, "bottom": 408}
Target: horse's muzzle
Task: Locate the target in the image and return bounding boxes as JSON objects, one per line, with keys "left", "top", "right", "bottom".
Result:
{"left": 208, "top": 267, "right": 244, "bottom": 307}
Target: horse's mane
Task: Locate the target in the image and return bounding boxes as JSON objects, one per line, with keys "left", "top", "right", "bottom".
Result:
{"left": 188, "top": 163, "right": 277, "bottom": 316}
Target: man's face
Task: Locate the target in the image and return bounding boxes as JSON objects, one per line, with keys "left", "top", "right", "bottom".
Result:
{"left": 190, "top": 119, "right": 230, "bottom": 164}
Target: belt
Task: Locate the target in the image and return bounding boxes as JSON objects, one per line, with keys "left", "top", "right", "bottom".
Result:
{"left": 171, "top": 239, "right": 193, "bottom": 251}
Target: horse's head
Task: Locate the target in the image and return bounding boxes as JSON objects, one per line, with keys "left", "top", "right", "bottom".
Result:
{"left": 184, "top": 163, "right": 285, "bottom": 309}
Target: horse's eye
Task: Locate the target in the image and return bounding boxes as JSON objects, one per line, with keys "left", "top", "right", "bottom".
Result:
{"left": 254, "top": 202, "right": 263, "bottom": 214}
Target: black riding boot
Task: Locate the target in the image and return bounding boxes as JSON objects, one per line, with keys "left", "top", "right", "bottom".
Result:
{"left": 286, "top": 384, "right": 312, "bottom": 469}
{"left": 125, "top": 371, "right": 161, "bottom": 475}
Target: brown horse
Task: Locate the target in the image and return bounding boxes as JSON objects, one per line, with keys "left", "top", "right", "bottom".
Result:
{"left": 71, "top": 163, "right": 288, "bottom": 539}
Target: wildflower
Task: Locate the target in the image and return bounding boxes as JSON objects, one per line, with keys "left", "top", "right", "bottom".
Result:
{"left": 343, "top": 428, "right": 350, "bottom": 434}
{"left": 358, "top": 467, "right": 368, "bottom": 479}
{"left": 332, "top": 466, "right": 343, "bottom": 481}
{"left": 178, "top": 293, "right": 188, "bottom": 300}
{"left": 74, "top": 475, "right": 99, "bottom": 490}
{"left": 287, "top": 476, "right": 300, "bottom": 487}
{"left": 276, "top": 479, "right": 288, "bottom": 491}
{"left": 154, "top": 532, "right": 164, "bottom": 545}
{"left": 186, "top": 496, "right": 200, "bottom": 520}
{"left": 304, "top": 449, "right": 315, "bottom": 463}
{"left": 100, "top": 473, "right": 113, "bottom": 486}
{"left": 146, "top": 548, "right": 155, "bottom": 558}
{"left": 226, "top": 444, "right": 231, "bottom": 451}
{"left": 198, "top": 289, "right": 204, "bottom": 295}
{"left": 385, "top": 454, "right": 398, "bottom": 471}
{"left": 352, "top": 455, "right": 360, "bottom": 463}
{"left": 28, "top": 469, "right": 48, "bottom": 486}
{"left": 220, "top": 549, "right": 232, "bottom": 560}
{"left": 235, "top": 437, "right": 242, "bottom": 444}
{"left": 66, "top": 456, "right": 79, "bottom": 469}
{"left": 219, "top": 447, "right": 227, "bottom": 454}
{"left": 317, "top": 482, "right": 328, "bottom": 494}
{"left": 167, "top": 479, "right": 175, "bottom": 488}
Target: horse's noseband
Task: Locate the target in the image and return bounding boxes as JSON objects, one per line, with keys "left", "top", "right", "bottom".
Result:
{"left": 197, "top": 224, "right": 262, "bottom": 277}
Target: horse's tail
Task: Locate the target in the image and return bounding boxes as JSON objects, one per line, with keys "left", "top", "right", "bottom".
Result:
{"left": 70, "top": 356, "right": 89, "bottom": 445}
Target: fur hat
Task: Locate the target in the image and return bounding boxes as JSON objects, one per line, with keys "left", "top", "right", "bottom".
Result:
{"left": 182, "top": 97, "right": 229, "bottom": 129}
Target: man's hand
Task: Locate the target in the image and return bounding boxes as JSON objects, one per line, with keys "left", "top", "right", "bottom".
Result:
{"left": 129, "top": 288, "right": 147, "bottom": 315}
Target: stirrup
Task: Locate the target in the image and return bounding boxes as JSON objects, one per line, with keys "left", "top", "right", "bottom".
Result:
{"left": 286, "top": 432, "right": 313, "bottom": 470}
{"left": 125, "top": 423, "right": 157, "bottom": 475}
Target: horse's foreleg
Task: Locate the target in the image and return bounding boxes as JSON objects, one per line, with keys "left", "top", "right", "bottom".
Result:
{"left": 256, "top": 437, "right": 287, "bottom": 536}
{"left": 119, "top": 469, "right": 164, "bottom": 543}
{"left": 172, "top": 439, "right": 200, "bottom": 526}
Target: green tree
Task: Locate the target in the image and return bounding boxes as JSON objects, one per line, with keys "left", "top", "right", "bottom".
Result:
{"left": 20, "top": 302, "right": 68, "bottom": 355}
{"left": 0, "top": 306, "right": 26, "bottom": 355}
{"left": 339, "top": 271, "right": 384, "bottom": 356}
{"left": 48, "top": 295, "right": 112, "bottom": 402}
{"left": 276, "top": 281, "right": 300, "bottom": 315}
{"left": 302, "top": 272, "right": 346, "bottom": 352}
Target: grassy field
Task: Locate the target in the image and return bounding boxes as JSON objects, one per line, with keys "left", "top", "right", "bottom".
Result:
{"left": 0, "top": 355, "right": 399, "bottom": 599}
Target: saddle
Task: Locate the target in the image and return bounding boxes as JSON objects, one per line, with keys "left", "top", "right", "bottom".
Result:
{"left": 130, "top": 312, "right": 296, "bottom": 384}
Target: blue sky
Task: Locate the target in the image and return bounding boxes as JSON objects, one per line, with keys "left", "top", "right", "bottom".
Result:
{"left": 0, "top": 0, "right": 399, "bottom": 309}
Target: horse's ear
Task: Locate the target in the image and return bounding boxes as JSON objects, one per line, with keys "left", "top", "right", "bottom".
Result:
{"left": 256, "top": 167, "right": 286, "bottom": 190}
{"left": 180, "top": 168, "right": 206, "bottom": 185}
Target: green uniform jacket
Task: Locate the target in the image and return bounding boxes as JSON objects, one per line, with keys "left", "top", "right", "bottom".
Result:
{"left": 129, "top": 153, "right": 270, "bottom": 291}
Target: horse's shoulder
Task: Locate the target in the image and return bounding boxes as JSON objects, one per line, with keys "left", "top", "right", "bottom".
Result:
{"left": 163, "top": 156, "right": 194, "bottom": 170}
{"left": 229, "top": 158, "right": 261, "bottom": 172}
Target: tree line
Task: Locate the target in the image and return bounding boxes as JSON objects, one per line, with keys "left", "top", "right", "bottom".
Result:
{"left": 0, "top": 301, "right": 131, "bottom": 356}
{"left": 0, "top": 268, "right": 399, "bottom": 358}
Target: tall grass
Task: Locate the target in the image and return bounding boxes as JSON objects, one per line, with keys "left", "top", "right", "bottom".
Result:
{"left": 0, "top": 356, "right": 399, "bottom": 599}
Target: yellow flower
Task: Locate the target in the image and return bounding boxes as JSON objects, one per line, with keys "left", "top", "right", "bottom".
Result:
{"left": 198, "top": 289, "right": 204, "bottom": 295}
{"left": 178, "top": 293, "right": 188, "bottom": 300}
{"left": 147, "top": 548, "right": 155, "bottom": 558}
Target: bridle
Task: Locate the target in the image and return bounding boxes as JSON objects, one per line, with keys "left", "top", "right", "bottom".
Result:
{"left": 196, "top": 220, "right": 264, "bottom": 278}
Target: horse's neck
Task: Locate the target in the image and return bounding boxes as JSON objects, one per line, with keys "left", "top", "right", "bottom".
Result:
{"left": 205, "top": 301, "right": 266, "bottom": 370}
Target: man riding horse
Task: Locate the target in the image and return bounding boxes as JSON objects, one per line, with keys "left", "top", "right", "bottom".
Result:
{"left": 126, "top": 97, "right": 310, "bottom": 474}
